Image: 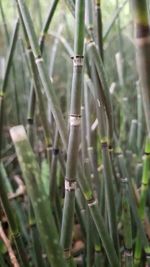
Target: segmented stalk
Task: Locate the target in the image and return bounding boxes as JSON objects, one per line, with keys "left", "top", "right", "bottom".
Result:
{"left": 134, "top": 137, "right": 150, "bottom": 266}
{"left": 60, "top": 0, "right": 85, "bottom": 261}
{"left": 130, "top": 0, "right": 150, "bottom": 135}
{"left": 118, "top": 156, "right": 133, "bottom": 267}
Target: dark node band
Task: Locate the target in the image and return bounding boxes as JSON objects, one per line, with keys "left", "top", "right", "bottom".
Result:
{"left": 136, "top": 24, "right": 150, "bottom": 38}
{"left": 109, "top": 145, "right": 113, "bottom": 151}
{"left": 27, "top": 118, "right": 33, "bottom": 125}
{"left": 142, "top": 182, "right": 148, "bottom": 187}
{"left": 144, "top": 151, "right": 150, "bottom": 156}
{"left": 101, "top": 142, "right": 108, "bottom": 148}
{"left": 69, "top": 113, "right": 81, "bottom": 118}
{"left": 36, "top": 55, "right": 42, "bottom": 59}
{"left": 124, "top": 247, "right": 133, "bottom": 255}
{"left": 64, "top": 249, "right": 71, "bottom": 259}
{"left": 145, "top": 252, "right": 150, "bottom": 257}
{"left": 53, "top": 148, "right": 59, "bottom": 156}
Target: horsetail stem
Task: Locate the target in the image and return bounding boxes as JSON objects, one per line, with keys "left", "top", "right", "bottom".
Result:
{"left": 134, "top": 137, "right": 150, "bottom": 265}
{"left": 39, "top": 0, "right": 59, "bottom": 52}
{"left": 0, "top": 19, "right": 19, "bottom": 154}
{"left": 60, "top": 0, "right": 85, "bottom": 260}
{"left": 130, "top": 0, "right": 150, "bottom": 135}
{"left": 95, "top": 0, "right": 103, "bottom": 59}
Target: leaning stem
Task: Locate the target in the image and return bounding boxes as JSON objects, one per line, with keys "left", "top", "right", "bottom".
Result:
{"left": 0, "top": 223, "right": 20, "bottom": 267}
{"left": 15, "top": 0, "right": 67, "bottom": 149}
{"left": 10, "top": 125, "right": 67, "bottom": 267}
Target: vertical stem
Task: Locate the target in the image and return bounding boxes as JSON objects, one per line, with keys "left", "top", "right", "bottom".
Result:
{"left": 95, "top": 0, "right": 103, "bottom": 59}
{"left": 0, "top": 19, "right": 19, "bottom": 155}
{"left": 134, "top": 137, "right": 150, "bottom": 266}
{"left": 130, "top": 0, "right": 150, "bottom": 135}
{"left": 60, "top": 0, "right": 85, "bottom": 262}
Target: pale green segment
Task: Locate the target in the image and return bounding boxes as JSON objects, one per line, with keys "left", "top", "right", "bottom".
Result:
{"left": 131, "top": 0, "right": 149, "bottom": 25}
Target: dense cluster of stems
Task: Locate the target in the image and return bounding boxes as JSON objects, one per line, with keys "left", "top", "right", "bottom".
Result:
{"left": 0, "top": 0, "right": 150, "bottom": 267}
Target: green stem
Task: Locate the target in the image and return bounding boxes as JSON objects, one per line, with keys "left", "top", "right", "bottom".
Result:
{"left": 134, "top": 137, "right": 150, "bottom": 266}
{"left": 0, "top": 19, "right": 19, "bottom": 155}
{"left": 60, "top": 0, "right": 85, "bottom": 262}
{"left": 130, "top": 0, "right": 150, "bottom": 135}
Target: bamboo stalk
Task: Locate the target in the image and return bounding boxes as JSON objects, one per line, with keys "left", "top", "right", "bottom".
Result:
{"left": 84, "top": 81, "right": 100, "bottom": 199}
{"left": 0, "top": 1, "right": 20, "bottom": 124}
{"left": 119, "top": 161, "right": 133, "bottom": 267}
{"left": 39, "top": 0, "right": 59, "bottom": 52}
{"left": 136, "top": 81, "right": 143, "bottom": 152}
{"left": 0, "top": 18, "right": 20, "bottom": 155}
{"left": 60, "top": 0, "right": 85, "bottom": 262}
{"left": 134, "top": 137, "right": 150, "bottom": 266}
{"left": 86, "top": 0, "right": 93, "bottom": 28}
{"left": 87, "top": 42, "right": 113, "bottom": 141}
{"left": 26, "top": 82, "right": 36, "bottom": 147}
{"left": 130, "top": 0, "right": 150, "bottom": 136}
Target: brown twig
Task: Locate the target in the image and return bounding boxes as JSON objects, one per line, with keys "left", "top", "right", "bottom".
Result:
{"left": 8, "top": 175, "right": 26, "bottom": 200}
{"left": 0, "top": 223, "right": 20, "bottom": 267}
